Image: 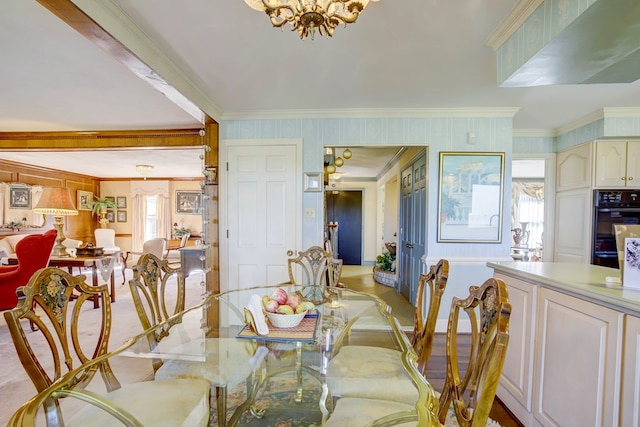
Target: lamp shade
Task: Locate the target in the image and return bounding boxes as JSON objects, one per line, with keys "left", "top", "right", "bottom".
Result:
{"left": 33, "top": 187, "right": 78, "bottom": 216}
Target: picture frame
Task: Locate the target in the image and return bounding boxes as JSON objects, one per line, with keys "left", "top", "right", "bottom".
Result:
{"left": 9, "top": 185, "right": 31, "bottom": 209}
{"left": 117, "top": 210, "right": 127, "bottom": 223}
{"left": 304, "top": 172, "right": 322, "bottom": 192}
{"left": 77, "top": 190, "right": 93, "bottom": 211}
{"left": 105, "top": 196, "right": 116, "bottom": 209}
{"left": 176, "top": 190, "right": 202, "bottom": 214}
{"left": 437, "top": 152, "right": 505, "bottom": 243}
{"left": 106, "top": 211, "right": 115, "bottom": 223}
{"left": 116, "top": 196, "right": 127, "bottom": 208}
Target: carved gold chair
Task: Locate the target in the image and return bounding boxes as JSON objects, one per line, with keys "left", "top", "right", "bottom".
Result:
{"left": 325, "top": 275, "right": 510, "bottom": 427}
{"left": 436, "top": 277, "right": 511, "bottom": 427}
{"left": 326, "top": 259, "right": 449, "bottom": 404}
{"left": 286, "top": 245, "right": 339, "bottom": 303}
{"left": 4, "top": 267, "right": 210, "bottom": 427}
{"left": 129, "top": 253, "right": 252, "bottom": 427}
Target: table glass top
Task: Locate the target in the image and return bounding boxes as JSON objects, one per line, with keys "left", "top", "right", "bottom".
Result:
{"left": 9, "top": 284, "right": 439, "bottom": 426}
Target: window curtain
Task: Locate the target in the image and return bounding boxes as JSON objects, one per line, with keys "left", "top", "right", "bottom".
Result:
{"left": 511, "top": 181, "right": 544, "bottom": 248}
{"left": 130, "top": 181, "right": 170, "bottom": 252}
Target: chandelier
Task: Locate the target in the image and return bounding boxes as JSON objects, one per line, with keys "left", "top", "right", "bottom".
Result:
{"left": 244, "top": 0, "right": 380, "bottom": 40}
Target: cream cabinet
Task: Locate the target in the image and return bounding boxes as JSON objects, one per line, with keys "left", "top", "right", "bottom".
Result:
{"left": 556, "top": 142, "right": 592, "bottom": 191}
{"left": 594, "top": 140, "right": 640, "bottom": 188}
{"left": 553, "top": 188, "right": 591, "bottom": 263}
{"left": 622, "top": 315, "right": 640, "bottom": 426}
{"left": 495, "top": 273, "right": 537, "bottom": 426}
{"left": 532, "top": 287, "right": 622, "bottom": 427}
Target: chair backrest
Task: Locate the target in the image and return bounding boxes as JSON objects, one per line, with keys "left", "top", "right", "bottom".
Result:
{"left": 437, "top": 277, "right": 511, "bottom": 427}
{"left": 129, "top": 253, "right": 184, "bottom": 370}
{"left": 0, "top": 230, "right": 57, "bottom": 310}
{"left": 287, "top": 245, "right": 334, "bottom": 287}
{"left": 178, "top": 233, "right": 190, "bottom": 248}
{"left": 142, "top": 238, "right": 167, "bottom": 259}
{"left": 94, "top": 228, "right": 116, "bottom": 248}
{"left": 411, "top": 258, "right": 449, "bottom": 376}
{"left": 3, "top": 268, "right": 120, "bottom": 396}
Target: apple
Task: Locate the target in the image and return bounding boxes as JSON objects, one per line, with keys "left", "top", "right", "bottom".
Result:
{"left": 264, "top": 299, "right": 279, "bottom": 313}
{"left": 276, "top": 304, "right": 294, "bottom": 315}
{"left": 286, "top": 294, "right": 302, "bottom": 310}
{"left": 270, "top": 288, "right": 288, "bottom": 305}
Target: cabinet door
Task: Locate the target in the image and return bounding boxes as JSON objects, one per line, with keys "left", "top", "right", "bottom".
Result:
{"left": 533, "top": 288, "right": 623, "bottom": 427}
{"left": 495, "top": 273, "right": 536, "bottom": 426}
{"left": 553, "top": 188, "right": 591, "bottom": 263}
{"left": 556, "top": 143, "right": 592, "bottom": 191}
{"left": 622, "top": 315, "right": 640, "bottom": 426}
{"left": 626, "top": 141, "right": 640, "bottom": 188}
{"left": 595, "top": 140, "right": 628, "bottom": 188}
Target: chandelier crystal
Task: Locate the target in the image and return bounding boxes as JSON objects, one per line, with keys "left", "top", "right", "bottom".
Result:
{"left": 244, "top": 0, "right": 380, "bottom": 40}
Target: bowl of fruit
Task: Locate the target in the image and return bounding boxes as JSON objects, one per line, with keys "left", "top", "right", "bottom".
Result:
{"left": 263, "top": 287, "right": 315, "bottom": 328}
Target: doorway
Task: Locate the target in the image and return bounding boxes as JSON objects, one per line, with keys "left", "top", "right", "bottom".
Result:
{"left": 326, "top": 190, "right": 363, "bottom": 265}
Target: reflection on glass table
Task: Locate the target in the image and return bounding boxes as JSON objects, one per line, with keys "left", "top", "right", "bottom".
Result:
{"left": 8, "top": 284, "right": 439, "bottom": 427}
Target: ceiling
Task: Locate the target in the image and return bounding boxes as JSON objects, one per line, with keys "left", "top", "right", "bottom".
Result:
{"left": 1, "top": 0, "right": 640, "bottom": 179}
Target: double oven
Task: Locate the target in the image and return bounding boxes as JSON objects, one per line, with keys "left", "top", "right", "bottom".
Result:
{"left": 592, "top": 189, "right": 640, "bottom": 268}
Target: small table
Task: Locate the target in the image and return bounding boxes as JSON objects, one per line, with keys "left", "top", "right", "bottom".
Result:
{"left": 49, "top": 253, "right": 119, "bottom": 308}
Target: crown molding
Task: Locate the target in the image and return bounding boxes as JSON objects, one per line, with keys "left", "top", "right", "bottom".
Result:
{"left": 513, "top": 129, "right": 555, "bottom": 138}
{"left": 221, "top": 108, "right": 520, "bottom": 121}
{"left": 555, "top": 110, "right": 605, "bottom": 136}
{"left": 602, "top": 107, "right": 640, "bottom": 117}
{"left": 485, "top": 0, "right": 544, "bottom": 50}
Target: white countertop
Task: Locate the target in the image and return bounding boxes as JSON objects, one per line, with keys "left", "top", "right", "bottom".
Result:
{"left": 487, "top": 262, "right": 640, "bottom": 317}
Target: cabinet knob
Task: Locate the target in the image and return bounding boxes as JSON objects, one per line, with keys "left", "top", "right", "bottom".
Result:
{"left": 622, "top": 177, "right": 627, "bottom": 180}
{"left": 629, "top": 176, "right": 634, "bottom": 181}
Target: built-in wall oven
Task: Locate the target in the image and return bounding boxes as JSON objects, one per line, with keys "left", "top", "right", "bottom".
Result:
{"left": 592, "top": 189, "right": 640, "bottom": 268}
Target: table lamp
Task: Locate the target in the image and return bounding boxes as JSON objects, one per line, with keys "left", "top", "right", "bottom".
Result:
{"left": 33, "top": 187, "right": 79, "bottom": 257}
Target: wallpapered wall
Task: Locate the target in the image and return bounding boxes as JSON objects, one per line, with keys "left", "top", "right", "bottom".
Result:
{"left": 222, "top": 115, "right": 514, "bottom": 263}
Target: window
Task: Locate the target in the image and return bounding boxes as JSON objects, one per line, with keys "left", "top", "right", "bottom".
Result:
{"left": 144, "top": 196, "right": 157, "bottom": 241}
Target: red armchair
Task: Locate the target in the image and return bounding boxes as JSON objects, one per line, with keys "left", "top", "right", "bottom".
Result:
{"left": 0, "top": 229, "right": 57, "bottom": 310}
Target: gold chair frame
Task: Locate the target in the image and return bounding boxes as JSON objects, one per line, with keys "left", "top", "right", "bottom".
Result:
{"left": 437, "top": 277, "right": 511, "bottom": 427}
{"left": 412, "top": 259, "right": 449, "bottom": 376}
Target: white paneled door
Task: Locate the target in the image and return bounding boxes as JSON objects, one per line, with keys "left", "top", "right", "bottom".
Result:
{"left": 225, "top": 142, "right": 301, "bottom": 298}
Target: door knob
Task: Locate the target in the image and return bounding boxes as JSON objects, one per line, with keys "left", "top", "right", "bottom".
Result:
{"left": 287, "top": 250, "right": 294, "bottom": 256}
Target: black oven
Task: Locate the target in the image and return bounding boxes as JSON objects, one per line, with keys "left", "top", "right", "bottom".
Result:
{"left": 592, "top": 190, "right": 640, "bottom": 268}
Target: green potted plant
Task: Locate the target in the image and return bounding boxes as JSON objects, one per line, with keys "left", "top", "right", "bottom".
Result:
{"left": 87, "top": 196, "right": 116, "bottom": 228}
{"left": 375, "top": 251, "right": 396, "bottom": 272}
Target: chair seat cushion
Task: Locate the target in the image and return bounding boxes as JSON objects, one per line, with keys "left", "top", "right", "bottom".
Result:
{"left": 155, "top": 338, "right": 253, "bottom": 388}
{"left": 68, "top": 378, "right": 210, "bottom": 427}
{"left": 325, "top": 397, "right": 416, "bottom": 427}
{"left": 327, "top": 345, "right": 418, "bottom": 404}
{"left": 326, "top": 396, "right": 504, "bottom": 427}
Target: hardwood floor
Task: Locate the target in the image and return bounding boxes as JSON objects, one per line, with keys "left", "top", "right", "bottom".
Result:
{"left": 340, "top": 265, "right": 523, "bottom": 427}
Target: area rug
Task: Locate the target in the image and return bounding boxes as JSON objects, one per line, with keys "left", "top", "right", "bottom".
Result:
{"left": 211, "top": 373, "right": 324, "bottom": 427}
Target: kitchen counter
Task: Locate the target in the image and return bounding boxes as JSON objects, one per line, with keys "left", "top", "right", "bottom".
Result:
{"left": 487, "top": 261, "right": 640, "bottom": 317}
{"left": 487, "top": 261, "right": 640, "bottom": 427}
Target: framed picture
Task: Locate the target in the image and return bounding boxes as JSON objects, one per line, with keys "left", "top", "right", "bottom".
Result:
{"left": 117, "top": 210, "right": 127, "bottom": 222}
{"left": 77, "top": 190, "right": 93, "bottom": 211}
{"left": 176, "top": 190, "right": 202, "bottom": 214}
{"left": 9, "top": 185, "right": 31, "bottom": 209}
{"left": 106, "top": 211, "right": 115, "bottom": 222}
{"left": 105, "top": 196, "right": 115, "bottom": 209}
{"left": 304, "top": 172, "right": 322, "bottom": 192}
{"left": 437, "top": 152, "right": 505, "bottom": 243}
{"left": 116, "top": 196, "right": 127, "bottom": 208}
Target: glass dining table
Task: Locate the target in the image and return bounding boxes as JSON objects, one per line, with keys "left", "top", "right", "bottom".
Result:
{"left": 8, "top": 284, "right": 440, "bottom": 427}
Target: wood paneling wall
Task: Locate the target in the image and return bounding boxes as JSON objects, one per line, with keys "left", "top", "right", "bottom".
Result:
{"left": 0, "top": 160, "right": 98, "bottom": 242}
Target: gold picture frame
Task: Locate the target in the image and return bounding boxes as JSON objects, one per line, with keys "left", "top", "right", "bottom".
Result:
{"left": 437, "top": 152, "right": 505, "bottom": 243}
{"left": 77, "top": 190, "right": 93, "bottom": 211}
